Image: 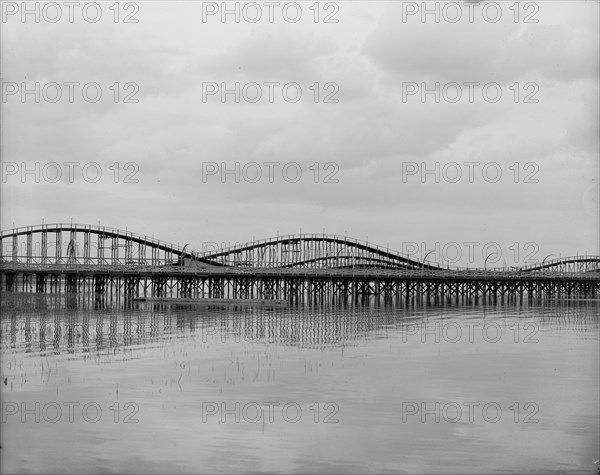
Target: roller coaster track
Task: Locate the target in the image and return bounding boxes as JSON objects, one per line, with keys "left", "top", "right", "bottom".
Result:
{"left": 0, "top": 223, "right": 599, "bottom": 273}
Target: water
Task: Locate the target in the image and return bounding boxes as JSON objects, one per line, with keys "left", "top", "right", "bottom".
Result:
{"left": 1, "top": 293, "right": 598, "bottom": 474}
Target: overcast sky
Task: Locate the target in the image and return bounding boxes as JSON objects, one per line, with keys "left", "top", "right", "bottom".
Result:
{"left": 1, "top": 0, "right": 598, "bottom": 267}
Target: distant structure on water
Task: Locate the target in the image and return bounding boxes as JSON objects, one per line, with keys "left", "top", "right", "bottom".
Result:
{"left": 1, "top": 223, "right": 599, "bottom": 303}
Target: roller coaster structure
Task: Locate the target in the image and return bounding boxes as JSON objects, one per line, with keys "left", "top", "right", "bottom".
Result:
{"left": 1, "top": 223, "right": 598, "bottom": 302}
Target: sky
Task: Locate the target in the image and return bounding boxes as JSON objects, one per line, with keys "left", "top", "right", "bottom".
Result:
{"left": 1, "top": 0, "right": 599, "bottom": 267}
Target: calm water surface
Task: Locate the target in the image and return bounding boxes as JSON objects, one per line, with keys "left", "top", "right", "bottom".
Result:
{"left": 1, "top": 293, "right": 598, "bottom": 474}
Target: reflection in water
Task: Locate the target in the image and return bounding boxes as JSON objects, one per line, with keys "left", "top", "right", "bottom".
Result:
{"left": 1, "top": 293, "right": 598, "bottom": 356}
{"left": 40, "top": 311, "right": 46, "bottom": 353}
{"left": 0, "top": 292, "right": 598, "bottom": 475}
{"left": 82, "top": 312, "right": 89, "bottom": 352}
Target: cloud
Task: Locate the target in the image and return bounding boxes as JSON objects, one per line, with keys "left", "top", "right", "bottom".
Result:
{"left": 205, "top": 27, "right": 338, "bottom": 83}
{"left": 1, "top": 1, "right": 598, "bottom": 260}
{"left": 363, "top": 3, "right": 599, "bottom": 84}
